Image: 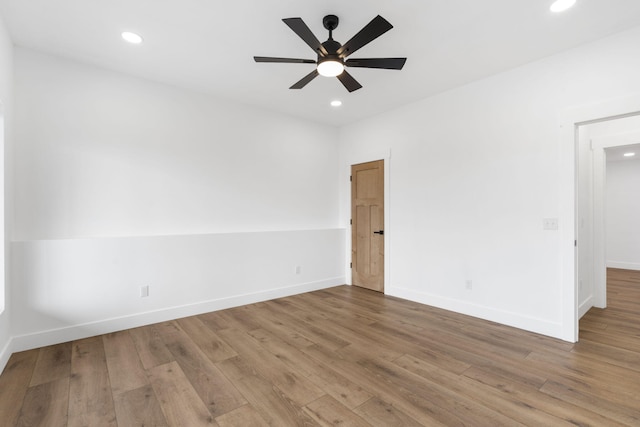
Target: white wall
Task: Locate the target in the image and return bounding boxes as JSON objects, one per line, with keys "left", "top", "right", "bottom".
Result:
{"left": 12, "top": 229, "right": 345, "bottom": 350}
{"left": 10, "top": 49, "right": 345, "bottom": 351}
{"left": 14, "top": 49, "right": 340, "bottom": 240}
{"left": 339, "top": 26, "right": 640, "bottom": 339}
{"left": 0, "top": 14, "right": 12, "bottom": 372}
{"left": 606, "top": 157, "right": 640, "bottom": 270}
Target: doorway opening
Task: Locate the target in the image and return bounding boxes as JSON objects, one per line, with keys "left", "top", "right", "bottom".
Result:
{"left": 575, "top": 113, "right": 640, "bottom": 338}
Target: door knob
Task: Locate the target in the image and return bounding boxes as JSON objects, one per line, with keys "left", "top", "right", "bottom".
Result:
{"left": 373, "top": 230, "right": 384, "bottom": 235}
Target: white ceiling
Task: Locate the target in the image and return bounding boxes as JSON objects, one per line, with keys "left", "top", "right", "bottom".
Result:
{"left": 2, "top": 0, "right": 640, "bottom": 126}
{"left": 606, "top": 144, "right": 640, "bottom": 162}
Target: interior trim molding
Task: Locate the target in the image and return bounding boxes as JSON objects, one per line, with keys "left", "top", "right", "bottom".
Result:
{"left": 606, "top": 261, "right": 640, "bottom": 271}
{"left": 578, "top": 294, "right": 594, "bottom": 319}
{"left": 0, "top": 337, "right": 13, "bottom": 375}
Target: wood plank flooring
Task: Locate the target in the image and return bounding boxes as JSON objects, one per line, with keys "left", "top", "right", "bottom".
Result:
{"left": 1, "top": 268, "right": 639, "bottom": 426}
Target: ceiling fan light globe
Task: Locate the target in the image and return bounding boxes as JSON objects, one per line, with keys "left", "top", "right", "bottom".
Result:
{"left": 317, "top": 60, "right": 344, "bottom": 77}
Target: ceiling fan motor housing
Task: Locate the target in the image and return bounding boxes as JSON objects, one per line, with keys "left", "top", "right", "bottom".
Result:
{"left": 323, "top": 15, "right": 339, "bottom": 31}
{"left": 320, "top": 39, "right": 342, "bottom": 61}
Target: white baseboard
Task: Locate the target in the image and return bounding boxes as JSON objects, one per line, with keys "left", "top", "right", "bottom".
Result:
{"left": 606, "top": 261, "right": 640, "bottom": 271}
{"left": 578, "top": 295, "right": 594, "bottom": 319}
{"left": 0, "top": 337, "right": 13, "bottom": 375}
{"left": 387, "top": 286, "right": 565, "bottom": 341}
{"left": 11, "top": 277, "right": 345, "bottom": 353}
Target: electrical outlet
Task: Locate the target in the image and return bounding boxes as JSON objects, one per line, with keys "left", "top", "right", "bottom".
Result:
{"left": 465, "top": 280, "right": 473, "bottom": 290}
{"left": 140, "top": 285, "right": 150, "bottom": 298}
{"left": 295, "top": 266, "right": 301, "bottom": 275}
{"left": 543, "top": 218, "right": 559, "bottom": 230}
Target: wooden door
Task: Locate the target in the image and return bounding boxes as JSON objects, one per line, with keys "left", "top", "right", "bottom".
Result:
{"left": 351, "top": 160, "right": 384, "bottom": 292}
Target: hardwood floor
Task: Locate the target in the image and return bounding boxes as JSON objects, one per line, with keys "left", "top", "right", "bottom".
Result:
{"left": 1, "top": 269, "right": 640, "bottom": 426}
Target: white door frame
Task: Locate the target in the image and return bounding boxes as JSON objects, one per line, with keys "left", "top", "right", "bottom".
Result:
{"left": 560, "top": 94, "right": 640, "bottom": 342}
{"left": 590, "top": 132, "right": 640, "bottom": 308}
{"left": 343, "top": 149, "right": 391, "bottom": 292}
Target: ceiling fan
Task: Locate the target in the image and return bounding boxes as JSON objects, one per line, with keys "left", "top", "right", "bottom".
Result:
{"left": 254, "top": 14, "right": 407, "bottom": 92}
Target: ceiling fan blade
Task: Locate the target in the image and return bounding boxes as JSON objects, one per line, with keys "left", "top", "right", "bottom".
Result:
{"left": 283, "top": 18, "right": 329, "bottom": 57}
{"left": 336, "top": 70, "right": 362, "bottom": 92}
{"left": 345, "top": 57, "right": 406, "bottom": 70}
{"left": 290, "top": 69, "right": 319, "bottom": 89}
{"left": 337, "top": 15, "right": 393, "bottom": 58}
{"left": 254, "top": 56, "right": 316, "bottom": 64}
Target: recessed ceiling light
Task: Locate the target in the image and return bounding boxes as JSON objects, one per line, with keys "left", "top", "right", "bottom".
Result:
{"left": 121, "top": 31, "right": 143, "bottom": 44}
{"left": 330, "top": 100, "right": 342, "bottom": 107}
{"left": 623, "top": 152, "right": 636, "bottom": 157}
{"left": 550, "top": 0, "right": 577, "bottom": 13}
